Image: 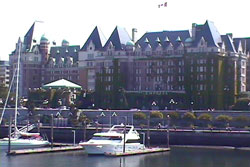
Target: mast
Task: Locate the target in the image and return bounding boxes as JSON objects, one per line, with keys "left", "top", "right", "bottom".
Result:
{"left": 14, "top": 37, "right": 22, "bottom": 135}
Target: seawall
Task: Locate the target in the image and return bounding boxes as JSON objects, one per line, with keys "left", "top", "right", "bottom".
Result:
{"left": 1, "top": 126, "right": 250, "bottom": 147}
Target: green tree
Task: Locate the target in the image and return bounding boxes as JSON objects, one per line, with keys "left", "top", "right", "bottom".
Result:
{"left": 216, "top": 115, "right": 232, "bottom": 122}
{"left": 133, "top": 112, "right": 147, "bottom": 120}
{"left": 198, "top": 113, "right": 213, "bottom": 121}
{"left": 0, "top": 84, "right": 8, "bottom": 107}
{"left": 150, "top": 111, "right": 163, "bottom": 119}
{"left": 183, "top": 112, "right": 196, "bottom": 121}
{"left": 197, "top": 113, "right": 213, "bottom": 127}
{"left": 168, "top": 111, "right": 180, "bottom": 120}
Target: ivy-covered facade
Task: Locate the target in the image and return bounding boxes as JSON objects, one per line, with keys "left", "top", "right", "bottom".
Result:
{"left": 78, "top": 21, "right": 248, "bottom": 110}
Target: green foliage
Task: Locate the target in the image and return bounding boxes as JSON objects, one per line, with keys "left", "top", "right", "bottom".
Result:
{"left": 238, "top": 92, "right": 250, "bottom": 98}
{"left": 233, "top": 115, "right": 249, "bottom": 122}
{"left": 183, "top": 112, "right": 196, "bottom": 121}
{"left": 168, "top": 111, "right": 180, "bottom": 120}
{"left": 0, "top": 84, "right": 8, "bottom": 107}
{"left": 150, "top": 111, "right": 163, "bottom": 119}
{"left": 133, "top": 112, "right": 147, "bottom": 120}
{"left": 0, "top": 84, "right": 8, "bottom": 97}
{"left": 216, "top": 115, "right": 232, "bottom": 122}
{"left": 232, "top": 98, "right": 250, "bottom": 110}
{"left": 198, "top": 113, "right": 213, "bottom": 121}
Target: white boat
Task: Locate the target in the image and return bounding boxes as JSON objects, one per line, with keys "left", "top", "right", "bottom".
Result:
{"left": 0, "top": 128, "right": 50, "bottom": 150}
{"left": 0, "top": 38, "right": 50, "bottom": 150}
{"left": 79, "top": 124, "right": 145, "bottom": 154}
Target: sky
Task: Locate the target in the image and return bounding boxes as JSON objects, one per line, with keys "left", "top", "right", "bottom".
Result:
{"left": 1, "top": 0, "right": 250, "bottom": 60}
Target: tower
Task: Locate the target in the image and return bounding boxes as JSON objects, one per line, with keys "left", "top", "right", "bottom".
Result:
{"left": 40, "top": 35, "right": 49, "bottom": 63}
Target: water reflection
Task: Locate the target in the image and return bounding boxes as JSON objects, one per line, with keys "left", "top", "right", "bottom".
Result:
{"left": 1, "top": 148, "right": 250, "bottom": 167}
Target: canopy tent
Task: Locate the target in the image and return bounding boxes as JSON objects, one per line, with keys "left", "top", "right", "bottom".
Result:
{"left": 42, "top": 79, "right": 82, "bottom": 89}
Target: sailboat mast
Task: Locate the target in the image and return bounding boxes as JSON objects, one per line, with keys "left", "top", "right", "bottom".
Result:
{"left": 14, "top": 38, "right": 22, "bottom": 131}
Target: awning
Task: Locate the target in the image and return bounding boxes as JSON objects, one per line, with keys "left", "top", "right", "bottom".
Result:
{"left": 42, "top": 79, "right": 82, "bottom": 89}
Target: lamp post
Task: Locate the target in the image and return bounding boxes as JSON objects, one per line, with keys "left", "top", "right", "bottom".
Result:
{"left": 175, "top": 102, "right": 178, "bottom": 111}
{"left": 190, "top": 101, "right": 194, "bottom": 111}
{"left": 167, "top": 114, "right": 170, "bottom": 148}
{"left": 72, "top": 130, "right": 76, "bottom": 146}
{"left": 169, "top": 99, "right": 175, "bottom": 110}
{"left": 224, "top": 86, "right": 229, "bottom": 110}
{"left": 151, "top": 101, "right": 156, "bottom": 110}
{"left": 147, "top": 114, "right": 150, "bottom": 148}
{"left": 51, "top": 114, "right": 54, "bottom": 149}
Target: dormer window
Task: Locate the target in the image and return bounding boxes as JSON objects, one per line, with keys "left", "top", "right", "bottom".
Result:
{"left": 90, "top": 47, "right": 92, "bottom": 50}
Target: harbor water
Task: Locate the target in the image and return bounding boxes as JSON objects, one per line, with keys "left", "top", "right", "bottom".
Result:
{"left": 1, "top": 147, "right": 250, "bottom": 167}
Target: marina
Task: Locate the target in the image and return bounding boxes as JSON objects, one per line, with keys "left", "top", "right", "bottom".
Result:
{"left": 2, "top": 147, "right": 250, "bottom": 167}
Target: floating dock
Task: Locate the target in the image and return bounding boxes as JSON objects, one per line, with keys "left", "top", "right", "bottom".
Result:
{"left": 7, "top": 145, "right": 83, "bottom": 156}
{"left": 105, "top": 147, "right": 170, "bottom": 157}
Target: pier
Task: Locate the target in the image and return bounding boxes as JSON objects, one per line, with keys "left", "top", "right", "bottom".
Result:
{"left": 105, "top": 147, "right": 170, "bottom": 157}
{"left": 7, "top": 144, "right": 83, "bottom": 156}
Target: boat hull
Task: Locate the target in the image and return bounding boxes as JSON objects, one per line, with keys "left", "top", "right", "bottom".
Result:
{"left": 0, "top": 139, "right": 50, "bottom": 150}
{"left": 80, "top": 143, "right": 145, "bottom": 155}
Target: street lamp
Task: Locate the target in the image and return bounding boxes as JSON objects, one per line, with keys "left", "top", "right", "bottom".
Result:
{"left": 167, "top": 114, "right": 170, "bottom": 148}
{"left": 224, "top": 86, "right": 230, "bottom": 110}
{"left": 190, "top": 101, "right": 194, "bottom": 111}
{"left": 151, "top": 101, "right": 156, "bottom": 110}
{"left": 169, "top": 99, "right": 175, "bottom": 110}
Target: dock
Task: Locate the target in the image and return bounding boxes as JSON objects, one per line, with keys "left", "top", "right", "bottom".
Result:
{"left": 105, "top": 147, "right": 170, "bottom": 157}
{"left": 7, "top": 145, "right": 84, "bottom": 156}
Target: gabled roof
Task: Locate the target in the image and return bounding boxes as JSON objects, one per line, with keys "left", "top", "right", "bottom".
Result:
{"left": 192, "top": 20, "right": 222, "bottom": 47}
{"left": 81, "top": 26, "right": 107, "bottom": 51}
{"left": 136, "top": 30, "right": 190, "bottom": 50}
{"left": 23, "top": 23, "right": 35, "bottom": 52}
{"left": 42, "top": 79, "right": 82, "bottom": 89}
{"left": 104, "top": 26, "right": 131, "bottom": 51}
{"left": 221, "top": 35, "right": 236, "bottom": 53}
{"left": 234, "top": 38, "right": 250, "bottom": 53}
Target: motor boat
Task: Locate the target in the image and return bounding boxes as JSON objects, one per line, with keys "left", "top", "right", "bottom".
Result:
{"left": 79, "top": 124, "right": 145, "bottom": 154}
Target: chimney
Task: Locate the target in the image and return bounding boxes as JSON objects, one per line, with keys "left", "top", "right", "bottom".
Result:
{"left": 132, "top": 28, "right": 137, "bottom": 42}
{"left": 192, "top": 23, "right": 196, "bottom": 40}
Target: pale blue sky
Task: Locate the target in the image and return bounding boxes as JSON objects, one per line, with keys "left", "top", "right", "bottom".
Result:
{"left": 1, "top": 0, "right": 250, "bottom": 60}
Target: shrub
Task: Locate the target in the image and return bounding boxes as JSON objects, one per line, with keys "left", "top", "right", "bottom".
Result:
{"left": 168, "top": 111, "right": 180, "bottom": 120}
{"left": 232, "top": 98, "right": 250, "bottom": 110}
{"left": 150, "top": 111, "right": 163, "bottom": 119}
{"left": 216, "top": 115, "right": 232, "bottom": 122}
{"left": 233, "top": 116, "right": 249, "bottom": 122}
{"left": 198, "top": 113, "right": 213, "bottom": 121}
{"left": 183, "top": 112, "right": 196, "bottom": 121}
{"left": 133, "top": 112, "right": 147, "bottom": 120}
